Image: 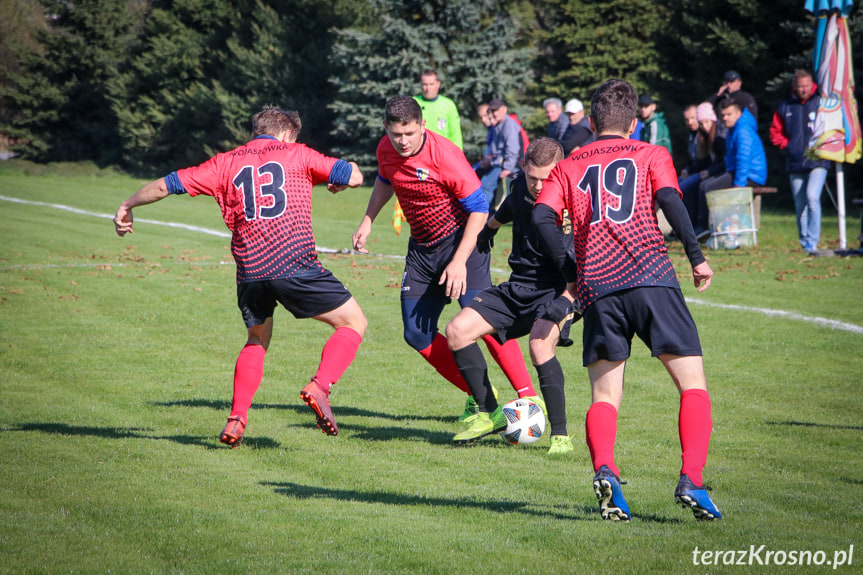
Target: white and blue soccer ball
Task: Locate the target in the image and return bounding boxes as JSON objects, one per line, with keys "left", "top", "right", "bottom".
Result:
{"left": 500, "top": 398, "right": 546, "bottom": 445}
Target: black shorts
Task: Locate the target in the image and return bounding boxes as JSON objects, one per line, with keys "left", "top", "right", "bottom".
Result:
{"left": 401, "top": 233, "right": 491, "bottom": 300}
{"left": 582, "top": 286, "right": 702, "bottom": 366}
{"left": 466, "top": 282, "right": 560, "bottom": 344}
{"left": 237, "top": 269, "right": 352, "bottom": 328}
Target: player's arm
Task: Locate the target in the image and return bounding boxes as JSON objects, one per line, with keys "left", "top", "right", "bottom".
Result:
{"left": 655, "top": 187, "right": 712, "bottom": 292}
{"left": 114, "top": 178, "right": 170, "bottom": 237}
{"left": 352, "top": 175, "right": 395, "bottom": 253}
{"left": 532, "top": 203, "right": 578, "bottom": 283}
{"left": 327, "top": 160, "right": 364, "bottom": 193}
{"left": 476, "top": 193, "right": 512, "bottom": 253}
{"left": 440, "top": 188, "right": 487, "bottom": 298}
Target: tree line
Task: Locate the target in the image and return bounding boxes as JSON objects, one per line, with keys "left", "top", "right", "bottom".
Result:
{"left": 1, "top": 0, "right": 860, "bottom": 197}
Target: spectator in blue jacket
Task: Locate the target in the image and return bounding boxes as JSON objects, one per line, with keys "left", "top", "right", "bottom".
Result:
{"left": 769, "top": 70, "right": 831, "bottom": 252}
{"left": 697, "top": 100, "right": 766, "bottom": 236}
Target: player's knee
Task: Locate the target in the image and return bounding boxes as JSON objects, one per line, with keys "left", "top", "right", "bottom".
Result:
{"left": 403, "top": 324, "right": 434, "bottom": 352}
{"left": 444, "top": 317, "right": 470, "bottom": 350}
{"left": 529, "top": 337, "right": 556, "bottom": 365}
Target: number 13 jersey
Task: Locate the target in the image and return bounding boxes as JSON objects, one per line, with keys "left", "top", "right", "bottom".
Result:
{"left": 536, "top": 136, "right": 681, "bottom": 308}
{"left": 175, "top": 136, "right": 339, "bottom": 283}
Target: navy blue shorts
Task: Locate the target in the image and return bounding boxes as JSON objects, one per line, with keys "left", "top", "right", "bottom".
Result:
{"left": 401, "top": 233, "right": 491, "bottom": 301}
{"left": 466, "top": 282, "right": 561, "bottom": 344}
{"left": 582, "top": 286, "right": 702, "bottom": 366}
{"left": 237, "top": 269, "right": 352, "bottom": 328}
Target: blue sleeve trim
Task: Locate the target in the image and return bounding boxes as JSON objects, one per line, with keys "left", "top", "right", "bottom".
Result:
{"left": 165, "top": 172, "right": 187, "bottom": 195}
{"left": 459, "top": 188, "right": 489, "bottom": 214}
{"left": 328, "top": 159, "right": 353, "bottom": 186}
{"left": 376, "top": 173, "right": 391, "bottom": 185}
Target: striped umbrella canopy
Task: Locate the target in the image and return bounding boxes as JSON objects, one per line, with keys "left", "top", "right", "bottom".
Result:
{"left": 805, "top": 0, "right": 861, "bottom": 164}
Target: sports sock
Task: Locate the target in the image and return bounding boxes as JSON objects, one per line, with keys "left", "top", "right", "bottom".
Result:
{"left": 481, "top": 335, "right": 535, "bottom": 397}
{"left": 313, "top": 326, "right": 363, "bottom": 391}
{"left": 451, "top": 343, "right": 498, "bottom": 412}
{"left": 585, "top": 401, "right": 619, "bottom": 476}
{"left": 679, "top": 388, "right": 712, "bottom": 486}
{"left": 417, "top": 333, "right": 471, "bottom": 393}
{"left": 229, "top": 343, "right": 266, "bottom": 420}
{"left": 535, "top": 357, "right": 567, "bottom": 436}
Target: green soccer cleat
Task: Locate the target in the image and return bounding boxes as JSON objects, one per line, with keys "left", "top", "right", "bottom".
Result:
{"left": 458, "top": 395, "right": 480, "bottom": 424}
{"left": 547, "top": 434, "right": 574, "bottom": 456}
{"left": 453, "top": 407, "right": 508, "bottom": 444}
{"left": 458, "top": 386, "right": 499, "bottom": 424}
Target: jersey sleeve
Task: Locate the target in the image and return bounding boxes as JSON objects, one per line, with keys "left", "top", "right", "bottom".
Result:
{"left": 176, "top": 154, "right": 224, "bottom": 198}
{"left": 649, "top": 147, "right": 682, "bottom": 199}
{"left": 536, "top": 164, "right": 567, "bottom": 217}
{"left": 300, "top": 144, "right": 339, "bottom": 186}
{"left": 438, "top": 140, "right": 481, "bottom": 200}
{"left": 375, "top": 136, "right": 393, "bottom": 181}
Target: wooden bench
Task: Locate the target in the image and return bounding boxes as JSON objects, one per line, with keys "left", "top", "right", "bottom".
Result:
{"left": 751, "top": 186, "right": 777, "bottom": 228}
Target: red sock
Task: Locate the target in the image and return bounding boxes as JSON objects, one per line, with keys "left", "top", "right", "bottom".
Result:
{"left": 679, "top": 388, "right": 712, "bottom": 486}
{"left": 313, "top": 327, "right": 363, "bottom": 391}
{"left": 418, "top": 333, "right": 470, "bottom": 393}
{"left": 585, "top": 401, "right": 619, "bottom": 476}
{"left": 230, "top": 344, "right": 266, "bottom": 421}
{"left": 481, "top": 335, "right": 535, "bottom": 397}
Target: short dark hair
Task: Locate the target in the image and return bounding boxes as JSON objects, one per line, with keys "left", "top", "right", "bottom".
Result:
{"left": 719, "top": 98, "right": 741, "bottom": 111}
{"left": 525, "top": 137, "right": 563, "bottom": 168}
{"left": 421, "top": 68, "right": 439, "bottom": 80}
{"left": 385, "top": 95, "right": 423, "bottom": 125}
{"left": 590, "top": 79, "right": 637, "bottom": 134}
{"left": 252, "top": 106, "right": 301, "bottom": 138}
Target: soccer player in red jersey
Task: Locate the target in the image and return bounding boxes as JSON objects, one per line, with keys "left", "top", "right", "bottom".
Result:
{"left": 536, "top": 79, "right": 722, "bottom": 521}
{"left": 444, "top": 138, "right": 579, "bottom": 448}
{"left": 113, "top": 106, "right": 367, "bottom": 446}
{"left": 352, "top": 95, "right": 540, "bottom": 425}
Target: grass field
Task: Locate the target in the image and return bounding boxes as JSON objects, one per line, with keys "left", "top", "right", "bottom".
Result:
{"left": 1, "top": 161, "right": 861, "bottom": 574}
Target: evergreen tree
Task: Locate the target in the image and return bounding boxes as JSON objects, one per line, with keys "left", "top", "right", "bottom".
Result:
{"left": 328, "top": 0, "right": 531, "bottom": 165}
{"left": 0, "top": 0, "right": 146, "bottom": 163}
{"left": 529, "top": 0, "right": 666, "bottom": 107}
{"left": 111, "top": 0, "right": 367, "bottom": 174}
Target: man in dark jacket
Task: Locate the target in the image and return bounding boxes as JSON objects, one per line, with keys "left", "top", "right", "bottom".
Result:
{"left": 708, "top": 71, "right": 759, "bottom": 138}
{"left": 769, "top": 70, "right": 830, "bottom": 252}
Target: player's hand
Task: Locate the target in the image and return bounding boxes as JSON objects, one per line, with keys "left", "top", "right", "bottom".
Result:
{"left": 439, "top": 260, "right": 467, "bottom": 299}
{"left": 114, "top": 206, "right": 134, "bottom": 237}
{"left": 352, "top": 218, "right": 372, "bottom": 253}
{"left": 476, "top": 226, "right": 498, "bottom": 253}
{"left": 327, "top": 183, "right": 348, "bottom": 194}
{"left": 693, "top": 261, "right": 713, "bottom": 292}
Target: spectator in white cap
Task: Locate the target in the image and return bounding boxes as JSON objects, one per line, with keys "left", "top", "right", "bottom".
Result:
{"left": 560, "top": 98, "right": 594, "bottom": 156}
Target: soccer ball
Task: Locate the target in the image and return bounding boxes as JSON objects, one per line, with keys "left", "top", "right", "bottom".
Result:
{"left": 499, "top": 398, "right": 546, "bottom": 445}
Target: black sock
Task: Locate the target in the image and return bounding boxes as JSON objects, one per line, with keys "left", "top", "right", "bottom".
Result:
{"left": 535, "top": 356, "right": 567, "bottom": 436}
{"left": 452, "top": 343, "right": 497, "bottom": 412}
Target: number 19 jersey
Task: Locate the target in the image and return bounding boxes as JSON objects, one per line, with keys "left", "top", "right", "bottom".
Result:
{"left": 176, "top": 136, "right": 338, "bottom": 283}
{"left": 536, "top": 136, "right": 681, "bottom": 308}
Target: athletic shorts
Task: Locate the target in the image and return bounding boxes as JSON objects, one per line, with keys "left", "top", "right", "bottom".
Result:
{"left": 582, "top": 286, "right": 702, "bottom": 366}
{"left": 466, "top": 282, "right": 561, "bottom": 344}
{"left": 237, "top": 269, "right": 352, "bottom": 328}
{"left": 401, "top": 232, "right": 491, "bottom": 300}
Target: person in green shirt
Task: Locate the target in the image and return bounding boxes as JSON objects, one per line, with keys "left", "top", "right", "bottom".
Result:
{"left": 414, "top": 68, "right": 463, "bottom": 149}
{"left": 638, "top": 94, "right": 672, "bottom": 155}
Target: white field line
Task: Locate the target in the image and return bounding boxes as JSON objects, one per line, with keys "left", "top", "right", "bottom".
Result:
{"left": 3, "top": 194, "right": 862, "bottom": 334}
{"left": 685, "top": 298, "right": 863, "bottom": 335}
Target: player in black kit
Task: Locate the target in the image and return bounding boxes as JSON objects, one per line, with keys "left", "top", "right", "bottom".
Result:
{"left": 445, "top": 137, "right": 579, "bottom": 451}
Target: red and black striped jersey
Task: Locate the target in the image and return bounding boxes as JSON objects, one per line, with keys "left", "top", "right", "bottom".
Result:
{"left": 537, "top": 136, "right": 681, "bottom": 308}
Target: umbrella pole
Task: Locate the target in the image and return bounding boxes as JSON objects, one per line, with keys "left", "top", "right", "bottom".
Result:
{"left": 836, "top": 162, "right": 847, "bottom": 250}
